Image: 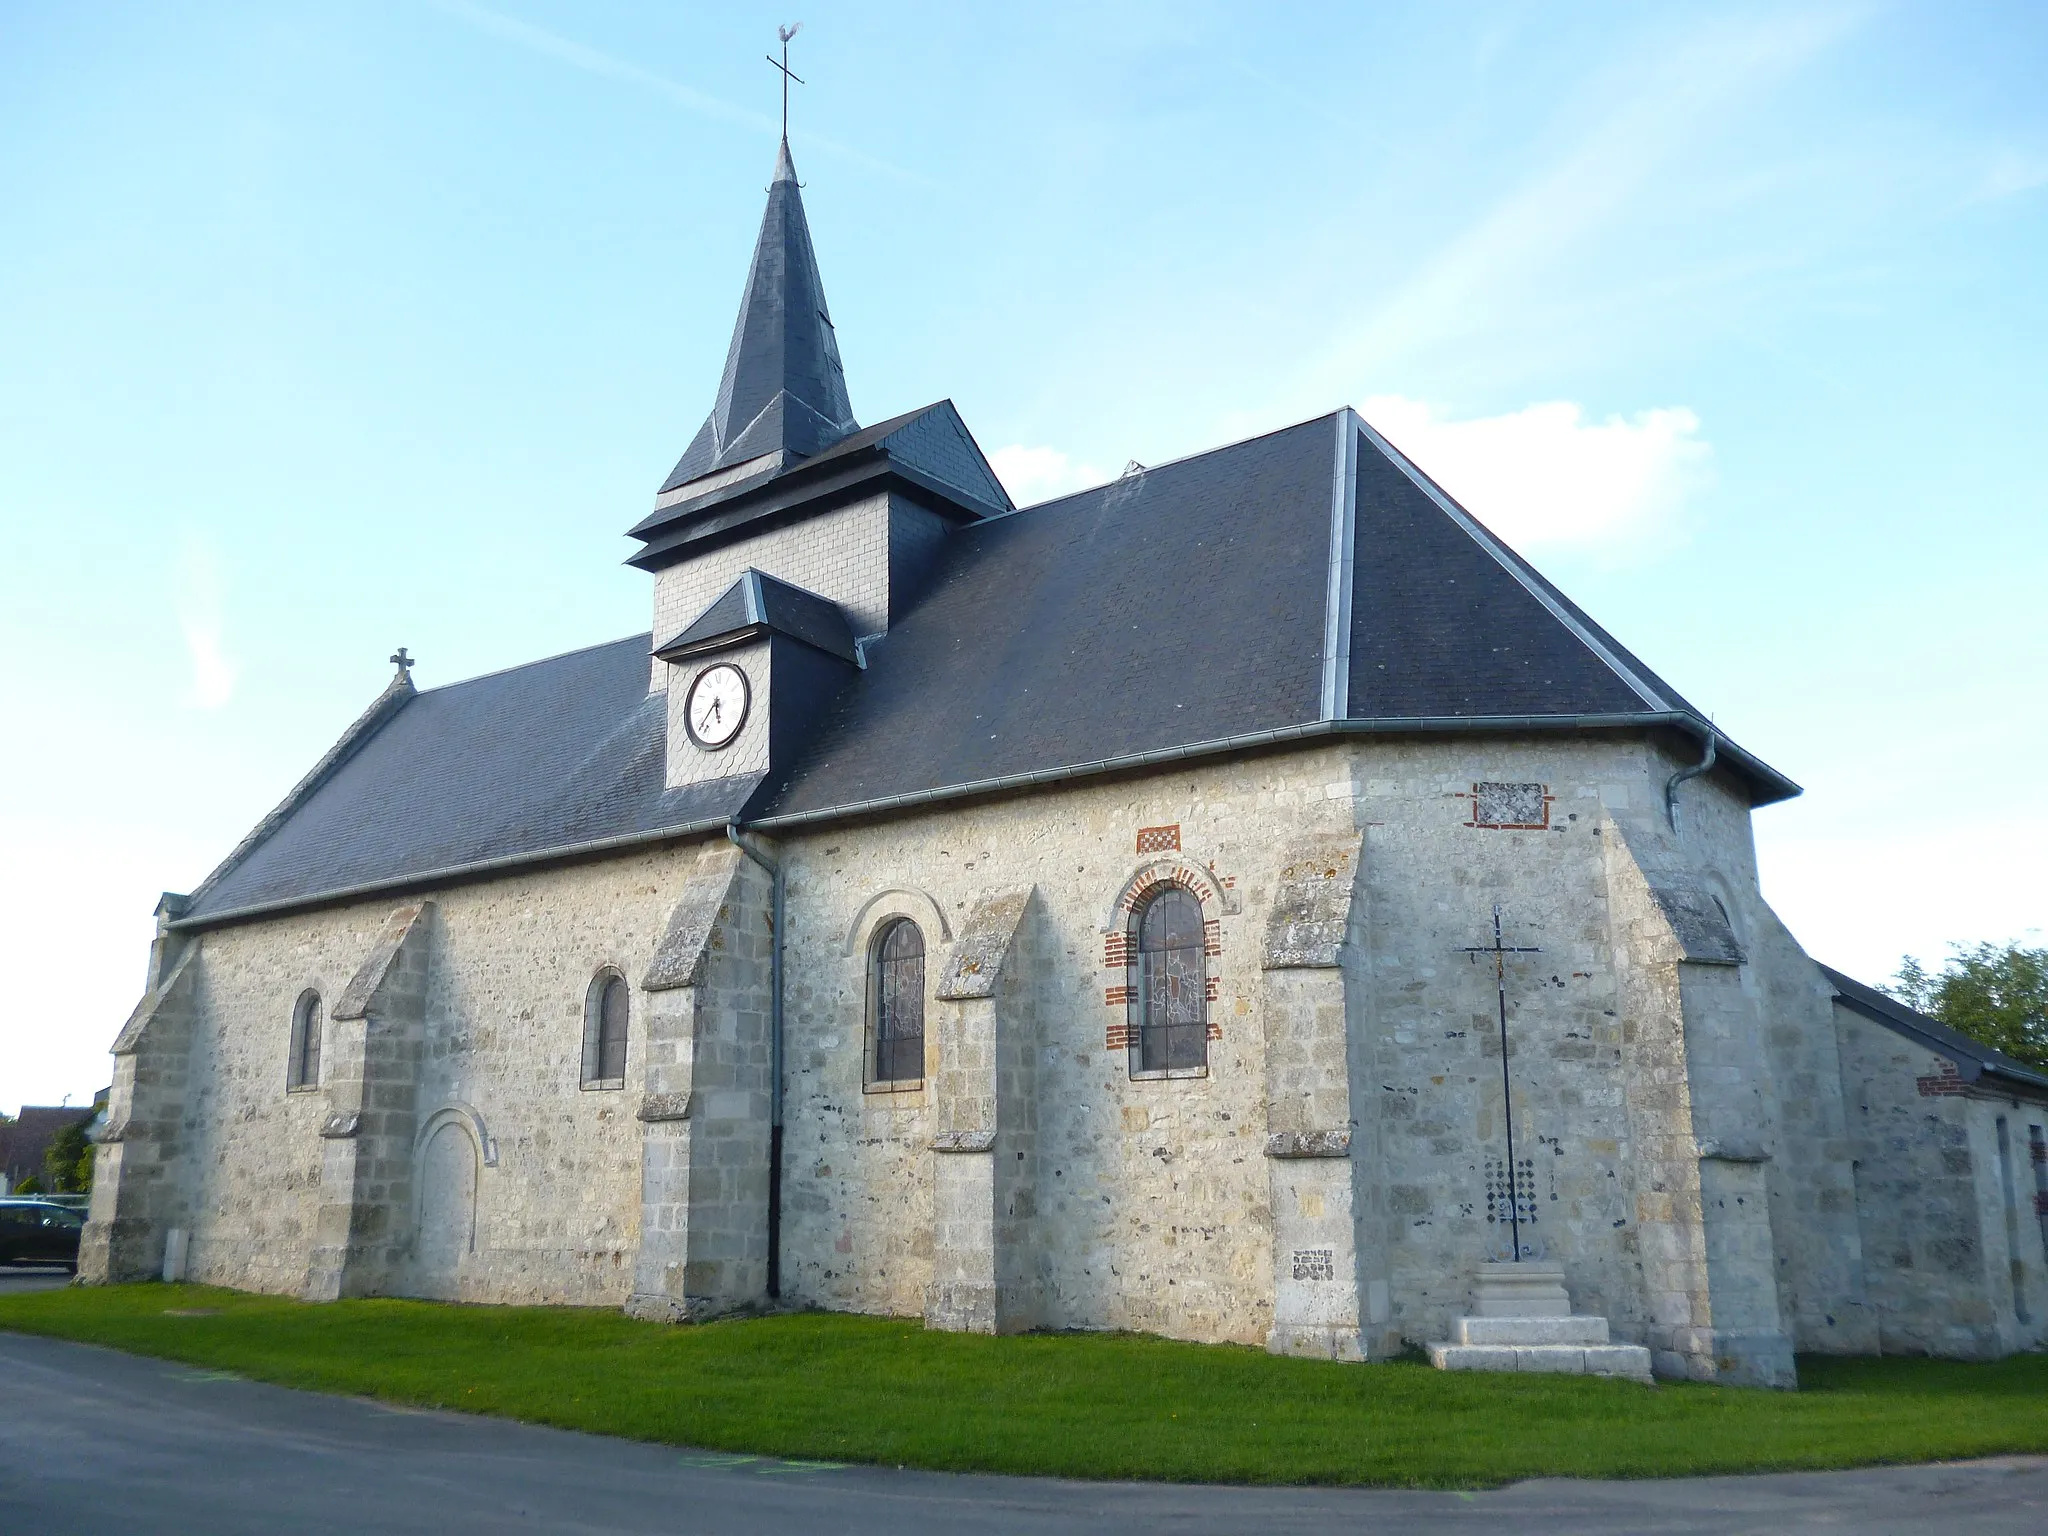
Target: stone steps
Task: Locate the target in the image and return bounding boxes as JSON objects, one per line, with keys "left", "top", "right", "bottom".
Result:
{"left": 1426, "top": 1261, "right": 1654, "bottom": 1384}
{"left": 1454, "top": 1313, "right": 1609, "bottom": 1346}
{"left": 1428, "top": 1340, "right": 1654, "bottom": 1381}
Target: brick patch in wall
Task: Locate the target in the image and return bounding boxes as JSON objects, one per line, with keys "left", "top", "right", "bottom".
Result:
{"left": 1104, "top": 985, "right": 1132, "bottom": 1007}
{"left": 1916, "top": 1059, "right": 1965, "bottom": 1096}
{"left": 1104, "top": 932, "right": 1130, "bottom": 969}
{"left": 1461, "top": 781, "right": 1553, "bottom": 830}
{"left": 1136, "top": 824, "right": 1181, "bottom": 854}
{"left": 1203, "top": 917, "right": 1221, "bottom": 957}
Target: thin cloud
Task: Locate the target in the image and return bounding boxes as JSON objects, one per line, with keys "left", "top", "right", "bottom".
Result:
{"left": 176, "top": 535, "right": 237, "bottom": 711}
{"left": 989, "top": 444, "right": 1111, "bottom": 506}
{"left": 1361, "top": 394, "right": 1711, "bottom": 556}
{"left": 1316, "top": 7, "right": 1866, "bottom": 385}
{"left": 428, "top": 0, "right": 928, "bottom": 184}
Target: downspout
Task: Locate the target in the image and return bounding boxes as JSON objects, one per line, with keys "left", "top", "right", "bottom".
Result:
{"left": 1664, "top": 726, "right": 1717, "bottom": 833}
{"left": 726, "top": 819, "right": 784, "bottom": 1300}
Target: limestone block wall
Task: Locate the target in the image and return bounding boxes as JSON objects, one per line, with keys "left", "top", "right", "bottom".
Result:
{"left": 130, "top": 846, "right": 709, "bottom": 1304}
{"left": 1833, "top": 1008, "right": 2048, "bottom": 1355}
{"left": 1675, "top": 768, "right": 1872, "bottom": 1355}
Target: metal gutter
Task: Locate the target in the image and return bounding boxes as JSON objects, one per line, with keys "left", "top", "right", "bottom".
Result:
{"left": 749, "top": 710, "right": 1757, "bottom": 832}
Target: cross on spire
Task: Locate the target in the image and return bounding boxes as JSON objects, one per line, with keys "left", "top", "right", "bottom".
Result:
{"left": 767, "top": 22, "right": 804, "bottom": 144}
{"left": 390, "top": 646, "right": 414, "bottom": 676}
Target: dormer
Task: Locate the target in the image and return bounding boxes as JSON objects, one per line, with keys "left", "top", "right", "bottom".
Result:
{"left": 629, "top": 138, "right": 1011, "bottom": 689}
{"left": 655, "top": 569, "right": 859, "bottom": 791}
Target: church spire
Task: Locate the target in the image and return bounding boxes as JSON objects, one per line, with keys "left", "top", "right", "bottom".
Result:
{"left": 658, "top": 136, "right": 858, "bottom": 496}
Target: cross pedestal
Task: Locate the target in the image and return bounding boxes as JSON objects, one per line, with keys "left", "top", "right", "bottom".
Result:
{"left": 1428, "top": 1262, "right": 1654, "bottom": 1382}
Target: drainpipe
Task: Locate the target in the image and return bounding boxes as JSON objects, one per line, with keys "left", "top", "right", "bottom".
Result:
{"left": 1664, "top": 727, "right": 1717, "bottom": 834}
{"left": 726, "top": 819, "right": 784, "bottom": 1300}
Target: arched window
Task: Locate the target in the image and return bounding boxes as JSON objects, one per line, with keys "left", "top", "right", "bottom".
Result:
{"left": 581, "top": 970, "right": 630, "bottom": 1089}
{"left": 1132, "top": 886, "right": 1207, "bottom": 1077}
{"left": 287, "top": 990, "right": 323, "bottom": 1091}
{"left": 867, "top": 918, "right": 925, "bottom": 1087}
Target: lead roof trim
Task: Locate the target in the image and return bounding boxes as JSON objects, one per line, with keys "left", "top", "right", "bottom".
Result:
{"left": 1319, "top": 410, "right": 1359, "bottom": 721}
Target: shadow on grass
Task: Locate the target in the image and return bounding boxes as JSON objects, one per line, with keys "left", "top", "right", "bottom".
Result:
{"left": 3, "top": 1283, "right": 2044, "bottom": 1488}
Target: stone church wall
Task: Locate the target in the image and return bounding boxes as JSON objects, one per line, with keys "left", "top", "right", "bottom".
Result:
{"left": 1833, "top": 1008, "right": 2048, "bottom": 1356}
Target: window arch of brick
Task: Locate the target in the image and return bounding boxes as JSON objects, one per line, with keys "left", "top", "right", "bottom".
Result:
{"left": 1119, "top": 884, "right": 1214, "bottom": 1079}
{"left": 865, "top": 917, "right": 926, "bottom": 1090}
{"left": 581, "top": 969, "right": 630, "bottom": 1090}
{"left": 287, "top": 989, "right": 323, "bottom": 1092}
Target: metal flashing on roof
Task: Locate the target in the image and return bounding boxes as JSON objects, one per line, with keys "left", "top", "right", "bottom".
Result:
{"left": 1319, "top": 410, "right": 1359, "bottom": 721}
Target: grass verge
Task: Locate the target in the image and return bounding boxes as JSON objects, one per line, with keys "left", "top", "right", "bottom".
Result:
{"left": 3, "top": 1283, "right": 2045, "bottom": 1487}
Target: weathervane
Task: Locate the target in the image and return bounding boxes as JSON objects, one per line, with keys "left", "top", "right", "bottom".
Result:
{"left": 767, "top": 22, "right": 804, "bottom": 142}
{"left": 1462, "top": 903, "right": 1543, "bottom": 1262}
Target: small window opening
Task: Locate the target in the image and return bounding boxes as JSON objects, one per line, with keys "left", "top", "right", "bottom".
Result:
{"left": 582, "top": 971, "right": 630, "bottom": 1089}
{"left": 287, "top": 990, "right": 323, "bottom": 1092}
{"left": 1131, "top": 886, "right": 1207, "bottom": 1078}
{"left": 867, "top": 918, "right": 925, "bottom": 1087}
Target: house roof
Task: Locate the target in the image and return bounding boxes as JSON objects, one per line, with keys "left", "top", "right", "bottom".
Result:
{"left": 659, "top": 140, "right": 857, "bottom": 496}
{"left": 1821, "top": 963, "right": 2048, "bottom": 1099}
{"left": 177, "top": 408, "right": 1797, "bottom": 929}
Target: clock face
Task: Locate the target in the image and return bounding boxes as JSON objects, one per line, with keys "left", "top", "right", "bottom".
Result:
{"left": 684, "top": 663, "right": 750, "bottom": 750}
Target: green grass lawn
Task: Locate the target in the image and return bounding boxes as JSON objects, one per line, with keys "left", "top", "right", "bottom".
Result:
{"left": 3, "top": 1283, "right": 2044, "bottom": 1487}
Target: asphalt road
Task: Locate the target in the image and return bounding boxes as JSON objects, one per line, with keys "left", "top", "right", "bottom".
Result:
{"left": 0, "top": 1265, "right": 75, "bottom": 1296}
{"left": 1, "top": 1330, "right": 2042, "bottom": 1535}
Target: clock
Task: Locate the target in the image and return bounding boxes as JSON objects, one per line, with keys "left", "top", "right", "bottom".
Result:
{"left": 684, "top": 662, "right": 750, "bottom": 750}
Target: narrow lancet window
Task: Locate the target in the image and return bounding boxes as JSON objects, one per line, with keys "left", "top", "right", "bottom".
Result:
{"left": 868, "top": 918, "right": 925, "bottom": 1086}
{"left": 287, "top": 990, "right": 323, "bottom": 1091}
{"left": 582, "top": 971, "right": 630, "bottom": 1089}
{"left": 1134, "top": 887, "right": 1207, "bottom": 1077}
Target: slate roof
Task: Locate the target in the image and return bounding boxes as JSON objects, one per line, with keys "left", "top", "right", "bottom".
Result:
{"left": 629, "top": 400, "right": 1011, "bottom": 572}
{"left": 660, "top": 140, "right": 857, "bottom": 495}
{"left": 1821, "top": 964, "right": 2048, "bottom": 1099}
{"left": 657, "top": 568, "right": 859, "bottom": 664}
{"left": 182, "top": 637, "right": 758, "bottom": 923}
{"left": 178, "top": 408, "right": 1796, "bottom": 927}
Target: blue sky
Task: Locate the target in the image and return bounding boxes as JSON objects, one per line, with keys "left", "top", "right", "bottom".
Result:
{"left": 3, "top": 1, "right": 2044, "bottom": 1108}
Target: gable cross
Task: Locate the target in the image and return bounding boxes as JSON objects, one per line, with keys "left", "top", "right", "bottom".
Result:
{"left": 390, "top": 647, "right": 414, "bottom": 677}
{"left": 1462, "top": 903, "right": 1543, "bottom": 1262}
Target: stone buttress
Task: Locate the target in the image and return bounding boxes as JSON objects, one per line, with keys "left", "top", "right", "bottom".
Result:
{"left": 1259, "top": 833, "right": 1388, "bottom": 1359}
{"left": 303, "top": 902, "right": 435, "bottom": 1300}
{"left": 627, "top": 844, "right": 776, "bottom": 1321}
{"left": 1602, "top": 814, "right": 1797, "bottom": 1386}
{"left": 926, "top": 886, "right": 1043, "bottom": 1333}
{"left": 80, "top": 898, "right": 203, "bottom": 1283}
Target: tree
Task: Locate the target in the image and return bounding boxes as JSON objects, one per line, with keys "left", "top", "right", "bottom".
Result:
{"left": 1888, "top": 941, "right": 2048, "bottom": 1071}
{"left": 43, "top": 1121, "right": 94, "bottom": 1195}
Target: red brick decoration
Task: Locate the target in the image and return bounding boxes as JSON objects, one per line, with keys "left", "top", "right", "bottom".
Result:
{"left": 1136, "top": 824, "right": 1181, "bottom": 854}
{"left": 1459, "top": 781, "right": 1554, "bottom": 830}
{"left": 1103, "top": 984, "right": 1132, "bottom": 1007}
{"left": 1915, "top": 1059, "right": 1965, "bottom": 1096}
{"left": 1103, "top": 932, "right": 1131, "bottom": 969}
{"left": 1105, "top": 1021, "right": 1134, "bottom": 1050}
{"left": 1203, "top": 917, "right": 1221, "bottom": 957}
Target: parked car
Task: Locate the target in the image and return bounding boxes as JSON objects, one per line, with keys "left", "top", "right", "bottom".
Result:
{"left": 0, "top": 1199, "right": 85, "bottom": 1269}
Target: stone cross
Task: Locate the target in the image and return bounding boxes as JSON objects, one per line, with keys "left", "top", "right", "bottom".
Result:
{"left": 1463, "top": 903, "right": 1542, "bottom": 1262}
{"left": 390, "top": 647, "right": 414, "bottom": 676}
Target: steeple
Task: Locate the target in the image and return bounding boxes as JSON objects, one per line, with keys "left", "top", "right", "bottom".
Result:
{"left": 658, "top": 139, "right": 857, "bottom": 497}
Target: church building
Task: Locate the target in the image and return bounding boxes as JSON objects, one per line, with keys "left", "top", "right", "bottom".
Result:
{"left": 84, "top": 139, "right": 2048, "bottom": 1386}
